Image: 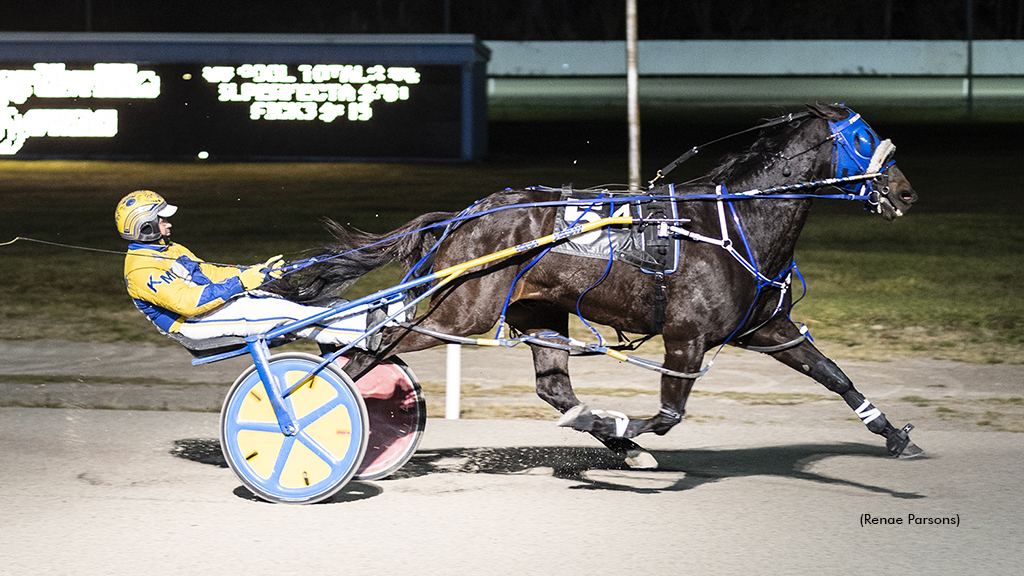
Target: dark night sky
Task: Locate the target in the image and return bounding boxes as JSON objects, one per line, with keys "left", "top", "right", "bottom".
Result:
{"left": 3, "top": 0, "right": 1022, "bottom": 40}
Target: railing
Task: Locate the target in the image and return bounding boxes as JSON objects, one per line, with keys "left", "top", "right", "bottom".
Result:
{"left": 484, "top": 40, "right": 1024, "bottom": 122}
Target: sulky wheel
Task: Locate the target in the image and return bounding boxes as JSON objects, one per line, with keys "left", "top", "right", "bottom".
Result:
{"left": 337, "top": 356, "right": 426, "bottom": 481}
{"left": 220, "top": 352, "right": 368, "bottom": 504}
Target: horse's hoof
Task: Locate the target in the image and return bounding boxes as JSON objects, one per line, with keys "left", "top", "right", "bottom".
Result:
{"left": 897, "top": 441, "right": 924, "bottom": 459}
{"left": 625, "top": 449, "right": 658, "bottom": 470}
{"left": 557, "top": 404, "right": 588, "bottom": 429}
{"left": 886, "top": 423, "right": 921, "bottom": 458}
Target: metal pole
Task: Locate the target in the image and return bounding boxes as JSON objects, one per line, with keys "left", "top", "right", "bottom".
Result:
{"left": 626, "top": 0, "right": 641, "bottom": 191}
{"left": 966, "top": 0, "right": 975, "bottom": 119}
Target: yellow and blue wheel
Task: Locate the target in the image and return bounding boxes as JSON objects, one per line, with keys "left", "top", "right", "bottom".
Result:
{"left": 220, "top": 352, "right": 368, "bottom": 504}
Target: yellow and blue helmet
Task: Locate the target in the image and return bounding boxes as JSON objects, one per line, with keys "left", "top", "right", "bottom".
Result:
{"left": 115, "top": 190, "right": 177, "bottom": 242}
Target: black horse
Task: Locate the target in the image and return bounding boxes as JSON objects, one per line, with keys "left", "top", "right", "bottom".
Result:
{"left": 273, "top": 103, "right": 921, "bottom": 466}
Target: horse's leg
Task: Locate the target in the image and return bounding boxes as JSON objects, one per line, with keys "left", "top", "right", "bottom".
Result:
{"left": 537, "top": 345, "right": 660, "bottom": 468}
{"left": 771, "top": 340, "right": 922, "bottom": 457}
{"left": 506, "top": 301, "right": 656, "bottom": 467}
{"left": 744, "top": 319, "right": 922, "bottom": 458}
{"left": 505, "top": 301, "right": 578, "bottom": 411}
{"left": 529, "top": 346, "right": 579, "bottom": 412}
{"left": 556, "top": 336, "right": 705, "bottom": 468}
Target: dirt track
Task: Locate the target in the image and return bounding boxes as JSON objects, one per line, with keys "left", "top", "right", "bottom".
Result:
{"left": 1, "top": 340, "right": 1023, "bottom": 575}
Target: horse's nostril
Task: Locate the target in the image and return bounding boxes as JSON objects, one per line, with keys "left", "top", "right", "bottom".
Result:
{"left": 901, "top": 192, "right": 916, "bottom": 202}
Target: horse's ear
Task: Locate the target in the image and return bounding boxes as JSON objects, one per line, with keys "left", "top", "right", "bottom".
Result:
{"left": 805, "top": 101, "right": 850, "bottom": 121}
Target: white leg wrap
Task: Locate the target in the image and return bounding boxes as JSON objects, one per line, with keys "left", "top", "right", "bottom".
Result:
{"left": 855, "top": 399, "right": 882, "bottom": 425}
{"left": 590, "top": 409, "right": 630, "bottom": 437}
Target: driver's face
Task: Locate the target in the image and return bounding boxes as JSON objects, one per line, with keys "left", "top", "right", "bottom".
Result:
{"left": 159, "top": 217, "right": 172, "bottom": 237}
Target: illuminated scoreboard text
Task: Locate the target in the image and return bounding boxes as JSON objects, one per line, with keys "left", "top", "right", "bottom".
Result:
{"left": 1, "top": 61, "right": 462, "bottom": 159}
{"left": 202, "top": 63, "right": 420, "bottom": 122}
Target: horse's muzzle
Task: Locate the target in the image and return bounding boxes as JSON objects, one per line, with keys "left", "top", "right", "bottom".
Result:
{"left": 876, "top": 167, "right": 918, "bottom": 221}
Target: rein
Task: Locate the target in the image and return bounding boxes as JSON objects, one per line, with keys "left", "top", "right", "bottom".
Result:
{"left": 0, "top": 236, "right": 249, "bottom": 268}
{"left": 0, "top": 171, "right": 884, "bottom": 284}
{"left": 649, "top": 110, "right": 812, "bottom": 187}
{"left": 1, "top": 236, "right": 131, "bottom": 255}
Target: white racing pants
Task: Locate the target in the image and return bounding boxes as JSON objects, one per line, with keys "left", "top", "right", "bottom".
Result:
{"left": 175, "top": 294, "right": 402, "bottom": 348}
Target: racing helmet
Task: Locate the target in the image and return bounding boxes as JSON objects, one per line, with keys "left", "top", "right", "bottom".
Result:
{"left": 114, "top": 190, "right": 177, "bottom": 242}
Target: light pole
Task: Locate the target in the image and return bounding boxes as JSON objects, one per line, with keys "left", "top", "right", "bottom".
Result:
{"left": 626, "top": 0, "right": 640, "bottom": 191}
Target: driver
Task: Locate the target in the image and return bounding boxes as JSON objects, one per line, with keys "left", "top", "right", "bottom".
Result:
{"left": 115, "top": 190, "right": 389, "bottom": 349}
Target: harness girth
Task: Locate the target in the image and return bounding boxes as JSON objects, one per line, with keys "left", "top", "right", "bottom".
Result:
{"left": 650, "top": 271, "right": 667, "bottom": 334}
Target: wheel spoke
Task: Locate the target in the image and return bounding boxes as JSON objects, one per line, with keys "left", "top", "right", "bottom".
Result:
{"left": 297, "top": 396, "right": 345, "bottom": 429}
{"left": 233, "top": 420, "right": 284, "bottom": 434}
{"left": 296, "top": 431, "right": 340, "bottom": 465}
{"left": 267, "top": 435, "right": 297, "bottom": 487}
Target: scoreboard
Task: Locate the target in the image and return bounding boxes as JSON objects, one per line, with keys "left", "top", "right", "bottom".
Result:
{"left": 0, "top": 33, "right": 489, "bottom": 161}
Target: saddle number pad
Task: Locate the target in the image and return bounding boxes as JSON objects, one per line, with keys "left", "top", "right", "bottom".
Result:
{"left": 550, "top": 186, "right": 680, "bottom": 274}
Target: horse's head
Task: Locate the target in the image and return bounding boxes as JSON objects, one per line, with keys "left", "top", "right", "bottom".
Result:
{"left": 811, "top": 102, "right": 918, "bottom": 221}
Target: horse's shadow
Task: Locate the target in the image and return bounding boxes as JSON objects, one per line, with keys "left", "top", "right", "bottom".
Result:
{"left": 172, "top": 437, "right": 925, "bottom": 500}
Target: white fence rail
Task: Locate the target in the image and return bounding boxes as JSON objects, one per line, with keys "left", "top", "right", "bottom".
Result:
{"left": 486, "top": 40, "right": 1024, "bottom": 77}
{"left": 484, "top": 40, "right": 1024, "bottom": 121}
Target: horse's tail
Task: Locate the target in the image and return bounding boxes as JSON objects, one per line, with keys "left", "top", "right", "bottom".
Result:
{"left": 269, "top": 211, "right": 455, "bottom": 305}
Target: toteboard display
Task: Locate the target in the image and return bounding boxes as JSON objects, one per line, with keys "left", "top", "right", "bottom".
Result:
{"left": 1, "top": 60, "right": 465, "bottom": 160}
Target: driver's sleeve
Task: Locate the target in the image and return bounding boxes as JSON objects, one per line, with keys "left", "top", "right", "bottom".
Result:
{"left": 124, "top": 244, "right": 248, "bottom": 324}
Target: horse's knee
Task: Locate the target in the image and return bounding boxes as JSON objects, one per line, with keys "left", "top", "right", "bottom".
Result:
{"left": 534, "top": 366, "right": 578, "bottom": 412}
{"left": 803, "top": 358, "right": 853, "bottom": 395}
{"left": 536, "top": 382, "right": 577, "bottom": 413}
{"left": 531, "top": 346, "right": 578, "bottom": 412}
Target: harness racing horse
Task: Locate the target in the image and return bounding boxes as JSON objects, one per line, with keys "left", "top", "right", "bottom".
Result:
{"left": 274, "top": 103, "right": 922, "bottom": 467}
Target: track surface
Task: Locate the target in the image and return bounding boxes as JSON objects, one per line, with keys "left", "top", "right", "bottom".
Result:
{"left": 2, "top": 340, "right": 1023, "bottom": 575}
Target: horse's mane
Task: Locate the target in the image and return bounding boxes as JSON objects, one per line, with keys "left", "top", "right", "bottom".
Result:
{"left": 705, "top": 102, "right": 851, "bottom": 185}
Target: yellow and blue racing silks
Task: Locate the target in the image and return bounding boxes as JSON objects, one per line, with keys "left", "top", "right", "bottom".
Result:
{"left": 124, "top": 241, "right": 246, "bottom": 333}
